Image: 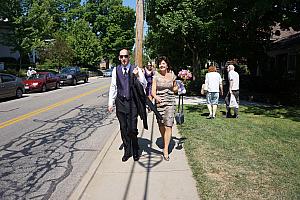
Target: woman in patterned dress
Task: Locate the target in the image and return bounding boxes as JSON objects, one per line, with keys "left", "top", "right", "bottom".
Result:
{"left": 152, "top": 56, "right": 178, "bottom": 161}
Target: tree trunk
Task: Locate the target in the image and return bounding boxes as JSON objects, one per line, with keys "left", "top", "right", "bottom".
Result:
{"left": 191, "top": 48, "right": 201, "bottom": 80}
{"left": 105, "top": 58, "right": 109, "bottom": 69}
{"left": 247, "top": 54, "right": 258, "bottom": 77}
{"left": 18, "top": 52, "right": 22, "bottom": 74}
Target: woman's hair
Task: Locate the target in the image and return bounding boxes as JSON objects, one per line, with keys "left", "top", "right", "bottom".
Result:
{"left": 146, "top": 63, "right": 152, "bottom": 69}
{"left": 208, "top": 66, "right": 217, "bottom": 72}
{"left": 157, "top": 56, "right": 172, "bottom": 71}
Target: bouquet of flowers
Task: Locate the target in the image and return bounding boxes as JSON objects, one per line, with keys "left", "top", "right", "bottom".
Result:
{"left": 178, "top": 69, "right": 192, "bottom": 81}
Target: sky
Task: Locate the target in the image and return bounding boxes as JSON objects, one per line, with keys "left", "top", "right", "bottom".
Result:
{"left": 123, "top": 0, "right": 148, "bottom": 34}
{"left": 123, "top": 0, "right": 136, "bottom": 9}
{"left": 81, "top": 0, "right": 135, "bottom": 8}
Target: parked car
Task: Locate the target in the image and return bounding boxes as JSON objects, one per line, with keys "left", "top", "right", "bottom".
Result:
{"left": 58, "top": 66, "right": 89, "bottom": 85}
{"left": 103, "top": 68, "right": 113, "bottom": 77}
{"left": 0, "top": 73, "right": 25, "bottom": 99}
{"left": 23, "top": 72, "right": 60, "bottom": 93}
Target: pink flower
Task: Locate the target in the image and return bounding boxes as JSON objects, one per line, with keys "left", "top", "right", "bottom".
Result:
{"left": 178, "top": 69, "right": 192, "bottom": 80}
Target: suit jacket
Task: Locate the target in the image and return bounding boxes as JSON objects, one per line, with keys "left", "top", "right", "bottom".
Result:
{"left": 131, "top": 76, "right": 162, "bottom": 130}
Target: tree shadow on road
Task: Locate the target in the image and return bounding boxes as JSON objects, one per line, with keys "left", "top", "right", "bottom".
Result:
{"left": 0, "top": 105, "right": 116, "bottom": 200}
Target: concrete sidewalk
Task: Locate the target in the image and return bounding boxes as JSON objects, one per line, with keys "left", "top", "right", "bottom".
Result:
{"left": 70, "top": 112, "right": 199, "bottom": 200}
{"left": 182, "top": 95, "right": 269, "bottom": 106}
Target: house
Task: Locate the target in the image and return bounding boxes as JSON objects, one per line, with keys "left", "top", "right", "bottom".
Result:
{"left": 265, "top": 26, "right": 300, "bottom": 104}
{"left": 0, "top": 19, "right": 20, "bottom": 70}
{"left": 268, "top": 26, "right": 300, "bottom": 81}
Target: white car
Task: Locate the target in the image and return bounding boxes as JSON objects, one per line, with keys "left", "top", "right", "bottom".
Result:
{"left": 103, "top": 68, "right": 113, "bottom": 77}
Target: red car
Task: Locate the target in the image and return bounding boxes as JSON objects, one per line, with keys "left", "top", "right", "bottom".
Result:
{"left": 23, "top": 72, "right": 60, "bottom": 92}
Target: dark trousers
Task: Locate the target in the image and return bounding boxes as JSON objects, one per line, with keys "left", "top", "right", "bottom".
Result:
{"left": 225, "top": 90, "right": 239, "bottom": 116}
{"left": 115, "top": 97, "right": 139, "bottom": 156}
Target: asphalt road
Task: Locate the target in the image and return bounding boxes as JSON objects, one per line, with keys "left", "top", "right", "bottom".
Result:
{"left": 0, "top": 77, "right": 119, "bottom": 200}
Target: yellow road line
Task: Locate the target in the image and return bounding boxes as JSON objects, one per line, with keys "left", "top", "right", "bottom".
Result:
{"left": 0, "top": 85, "right": 110, "bottom": 129}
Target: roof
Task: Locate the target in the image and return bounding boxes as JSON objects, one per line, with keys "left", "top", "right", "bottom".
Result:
{"left": 271, "top": 23, "right": 300, "bottom": 42}
{"left": 270, "top": 32, "right": 300, "bottom": 49}
{"left": 270, "top": 23, "right": 300, "bottom": 49}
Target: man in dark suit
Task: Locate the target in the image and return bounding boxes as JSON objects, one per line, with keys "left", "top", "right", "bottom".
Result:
{"left": 108, "top": 48, "right": 147, "bottom": 162}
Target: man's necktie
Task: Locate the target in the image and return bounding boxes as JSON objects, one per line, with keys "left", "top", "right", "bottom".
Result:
{"left": 123, "top": 67, "right": 128, "bottom": 76}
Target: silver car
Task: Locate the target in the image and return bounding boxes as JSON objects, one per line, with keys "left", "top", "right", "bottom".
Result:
{"left": 103, "top": 68, "right": 113, "bottom": 77}
{"left": 0, "top": 73, "right": 25, "bottom": 99}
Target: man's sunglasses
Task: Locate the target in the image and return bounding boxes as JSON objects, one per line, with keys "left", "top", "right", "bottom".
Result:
{"left": 119, "top": 55, "right": 129, "bottom": 58}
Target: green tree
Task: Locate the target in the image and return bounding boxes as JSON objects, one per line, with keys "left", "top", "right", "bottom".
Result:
{"left": 26, "top": 0, "right": 56, "bottom": 51}
{"left": 39, "top": 33, "right": 74, "bottom": 70}
{"left": 0, "top": 0, "right": 58, "bottom": 71}
{"left": 146, "top": 0, "right": 214, "bottom": 78}
{"left": 210, "top": 0, "right": 300, "bottom": 75}
{"left": 84, "top": 1, "right": 135, "bottom": 66}
{"left": 66, "top": 19, "right": 102, "bottom": 66}
{"left": 0, "top": 0, "right": 33, "bottom": 71}
{"left": 145, "top": 0, "right": 300, "bottom": 77}
{"left": 53, "top": 0, "right": 82, "bottom": 30}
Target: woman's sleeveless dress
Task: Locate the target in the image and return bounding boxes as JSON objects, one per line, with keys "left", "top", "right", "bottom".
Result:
{"left": 154, "top": 72, "right": 176, "bottom": 127}
{"left": 145, "top": 70, "right": 154, "bottom": 96}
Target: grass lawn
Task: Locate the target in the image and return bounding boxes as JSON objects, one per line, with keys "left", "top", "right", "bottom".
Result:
{"left": 177, "top": 104, "right": 300, "bottom": 200}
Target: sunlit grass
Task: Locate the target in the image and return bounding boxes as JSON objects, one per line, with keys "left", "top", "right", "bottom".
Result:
{"left": 178, "top": 104, "right": 300, "bottom": 200}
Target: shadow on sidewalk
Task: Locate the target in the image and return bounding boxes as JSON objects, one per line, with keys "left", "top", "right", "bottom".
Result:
{"left": 120, "top": 114, "right": 188, "bottom": 200}
{"left": 121, "top": 115, "right": 160, "bottom": 200}
{"left": 155, "top": 136, "right": 187, "bottom": 153}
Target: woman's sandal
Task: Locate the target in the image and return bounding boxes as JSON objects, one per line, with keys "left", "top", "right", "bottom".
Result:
{"left": 163, "top": 155, "right": 170, "bottom": 161}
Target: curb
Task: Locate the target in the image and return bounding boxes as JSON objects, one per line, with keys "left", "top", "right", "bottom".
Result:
{"left": 68, "top": 125, "right": 120, "bottom": 200}
{"left": 88, "top": 76, "right": 101, "bottom": 80}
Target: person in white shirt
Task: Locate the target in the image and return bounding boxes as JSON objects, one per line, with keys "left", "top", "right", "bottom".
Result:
{"left": 225, "top": 64, "right": 240, "bottom": 118}
{"left": 26, "top": 67, "right": 36, "bottom": 77}
{"left": 205, "top": 66, "right": 223, "bottom": 119}
{"left": 108, "top": 48, "right": 147, "bottom": 162}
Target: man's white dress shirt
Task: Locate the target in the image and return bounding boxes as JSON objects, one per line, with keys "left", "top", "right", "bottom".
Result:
{"left": 108, "top": 65, "right": 147, "bottom": 107}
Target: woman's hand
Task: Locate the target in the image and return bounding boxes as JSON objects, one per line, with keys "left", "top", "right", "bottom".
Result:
{"left": 173, "top": 81, "right": 179, "bottom": 93}
{"left": 155, "top": 96, "right": 162, "bottom": 103}
{"left": 173, "top": 85, "right": 178, "bottom": 93}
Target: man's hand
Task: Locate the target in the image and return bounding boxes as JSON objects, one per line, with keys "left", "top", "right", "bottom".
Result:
{"left": 133, "top": 67, "right": 139, "bottom": 77}
{"left": 108, "top": 105, "right": 113, "bottom": 113}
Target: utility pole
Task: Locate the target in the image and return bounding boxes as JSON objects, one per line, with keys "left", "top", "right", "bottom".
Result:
{"left": 135, "top": 0, "right": 144, "bottom": 68}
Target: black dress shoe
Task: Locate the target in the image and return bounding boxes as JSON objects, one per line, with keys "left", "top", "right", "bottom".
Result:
{"left": 233, "top": 114, "right": 239, "bottom": 118}
{"left": 122, "top": 155, "right": 131, "bottom": 162}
